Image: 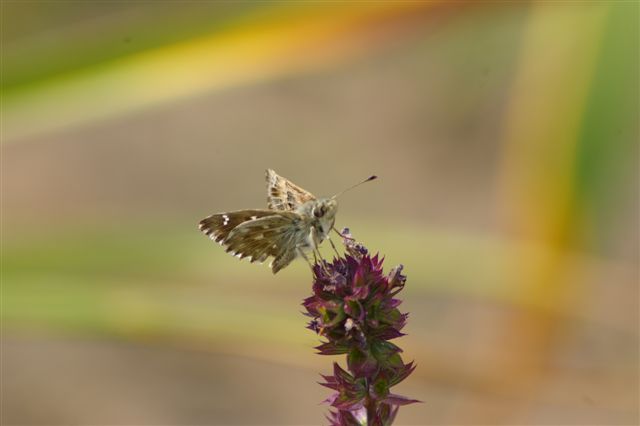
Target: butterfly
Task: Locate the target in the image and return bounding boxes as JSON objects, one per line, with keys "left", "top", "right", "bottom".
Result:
{"left": 198, "top": 169, "right": 376, "bottom": 274}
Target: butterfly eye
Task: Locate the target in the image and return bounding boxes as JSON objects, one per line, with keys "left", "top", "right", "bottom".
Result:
{"left": 313, "top": 206, "right": 325, "bottom": 218}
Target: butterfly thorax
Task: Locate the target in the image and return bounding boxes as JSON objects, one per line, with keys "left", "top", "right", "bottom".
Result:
{"left": 297, "top": 198, "right": 338, "bottom": 245}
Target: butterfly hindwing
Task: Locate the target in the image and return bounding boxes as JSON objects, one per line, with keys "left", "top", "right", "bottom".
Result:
{"left": 200, "top": 209, "right": 306, "bottom": 273}
{"left": 225, "top": 212, "right": 304, "bottom": 273}
{"left": 199, "top": 210, "right": 277, "bottom": 245}
{"left": 266, "top": 169, "right": 316, "bottom": 211}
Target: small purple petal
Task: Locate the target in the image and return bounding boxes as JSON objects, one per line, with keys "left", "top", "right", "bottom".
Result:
{"left": 383, "top": 298, "right": 403, "bottom": 310}
{"left": 375, "top": 328, "right": 406, "bottom": 340}
{"left": 382, "top": 393, "right": 421, "bottom": 406}
{"left": 389, "top": 361, "right": 417, "bottom": 386}
{"left": 316, "top": 342, "right": 350, "bottom": 355}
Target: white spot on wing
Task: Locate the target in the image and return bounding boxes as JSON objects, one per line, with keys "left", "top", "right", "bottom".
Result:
{"left": 250, "top": 216, "right": 257, "bottom": 220}
{"left": 223, "top": 215, "right": 230, "bottom": 226}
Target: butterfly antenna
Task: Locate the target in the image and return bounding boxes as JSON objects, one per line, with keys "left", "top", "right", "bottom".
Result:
{"left": 332, "top": 175, "right": 378, "bottom": 199}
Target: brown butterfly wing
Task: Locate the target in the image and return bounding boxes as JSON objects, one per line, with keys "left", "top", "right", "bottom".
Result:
{"left": 199, "top": 209, "right": 305, "bottom": 273}
{"left": 226, "top": 212, "right": 306, "bottom": 273}
{"left": 266, "top": 169, "right": 316, "bottom": 211}
{"left": 199, "top": 210, "right": 276, "bottom": 245}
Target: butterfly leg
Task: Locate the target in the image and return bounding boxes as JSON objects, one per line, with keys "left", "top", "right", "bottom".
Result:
{"left": 297, "top": 247, "right": 315, "bottom": 273}
{"left": 313, "top": 245, "right": 326, "bottom": 263}
{"left": 312, "top": 248, "right": 332, "bottom": 274}
{"left": 328, "top": 237, "right": 340, "bottom": 258}
{"left": 310, "top": 228, "right": 331, "bottom": 273}
{"left": 315, "top": 247, "right": 333, "bottom": 274}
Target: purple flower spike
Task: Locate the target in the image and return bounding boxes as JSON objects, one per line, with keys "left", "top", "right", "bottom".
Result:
{"left": 302, "top": 231, "right": 418, "bottom": 425}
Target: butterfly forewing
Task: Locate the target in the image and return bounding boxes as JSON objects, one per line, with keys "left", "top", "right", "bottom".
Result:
{"left": 266, "top": 169, "right": 316, "bottom": 211}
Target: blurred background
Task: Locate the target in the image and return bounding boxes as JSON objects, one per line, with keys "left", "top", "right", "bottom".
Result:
{"left": 2, "top": 1, "right": 638, "bottom": 425}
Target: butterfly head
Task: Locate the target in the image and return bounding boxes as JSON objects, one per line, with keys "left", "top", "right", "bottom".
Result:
{"left": 311, "top": 198, "right": 338, "bottom": 236}
{"left": 312, "top": 198, "right": 338, "bottom": 219}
